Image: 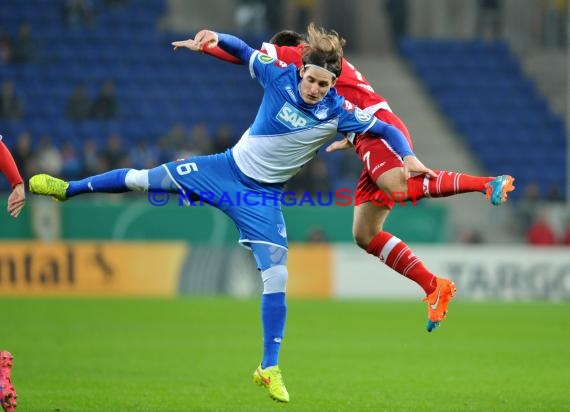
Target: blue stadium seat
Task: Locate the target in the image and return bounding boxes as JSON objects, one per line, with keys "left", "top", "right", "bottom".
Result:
{"left": 399, "top": 36, "right": 568, "bottom": 199}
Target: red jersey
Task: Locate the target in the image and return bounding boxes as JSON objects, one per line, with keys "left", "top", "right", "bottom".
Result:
{"left": 204, "top": 42, "right": 390, "bottom": 113}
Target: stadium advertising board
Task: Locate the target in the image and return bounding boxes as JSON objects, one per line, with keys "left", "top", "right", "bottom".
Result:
{"left": 287, "top": 244, "right": 332, "bottom": 297}
{"left": 334, "top": 245, "right": 570, "bottom": 300}
{"left": 2, "top": 243, "right": 566, "bottom": 300}
{"left": 0, "top": 242, "right": 186, "bottom": 296}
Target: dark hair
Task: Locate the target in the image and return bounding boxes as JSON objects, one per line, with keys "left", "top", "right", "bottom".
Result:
{"left": 301, "top": 23, "right": 345, "bottom": 78}
{"left": 269, "top": 30, "right": 305, "bottom": 46}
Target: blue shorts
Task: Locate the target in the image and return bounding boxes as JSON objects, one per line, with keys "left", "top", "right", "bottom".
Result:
{"left": 149, "top": 150, "right": 288, "bottom": 249}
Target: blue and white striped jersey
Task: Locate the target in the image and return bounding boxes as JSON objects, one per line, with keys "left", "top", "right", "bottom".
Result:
{"left": 232, "top": 50, "right": 376, "bottom": 184}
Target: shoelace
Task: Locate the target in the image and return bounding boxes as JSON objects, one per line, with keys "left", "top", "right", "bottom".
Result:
{"left": 46, "top": 177, "right": 62, "bottom": 191}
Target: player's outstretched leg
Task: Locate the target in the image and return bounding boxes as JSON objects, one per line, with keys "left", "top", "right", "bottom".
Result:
{"left": 0, "top": 351, "right": 17, "bottom": 412}
{"left": 30, "top": 168, "right": 134, "bottom": 201}
{"left": 29, "top": 174, "right": 69, "bottom": 201}
{"left": 405, "top": 171, "right": 515, "bottom": 205}
{"left": 252, "top": 364, "right": 290, "bottom": 403}
{"left": 485, "top": 175, "right": 515, "bottom": 205}
{"left": 424, "top": 277, "right": 457, "bottom": 332}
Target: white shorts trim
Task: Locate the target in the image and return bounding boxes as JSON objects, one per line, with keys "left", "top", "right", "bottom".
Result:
{"left": 238, "top": 239, "right": 288, "bottom": 250}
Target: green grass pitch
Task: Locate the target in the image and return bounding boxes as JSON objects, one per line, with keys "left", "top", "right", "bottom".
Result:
{"left": 1, "top": 298, "right": 568, "bottom": 411}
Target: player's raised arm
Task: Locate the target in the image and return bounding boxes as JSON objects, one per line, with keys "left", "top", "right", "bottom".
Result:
{"left": 172, "top": 32, "right": 245, "bottom": 65}
{"left": 173, "top": 30, "right": 255, "bottom": 64}
{"left": 213, "top": 32, "right": 255, "bottom": 64}
{"left": 203, "top": 43, "right": 241, "bottom": 64}
{"left": 174, "top": 29, "right": 305, "bottom": 65}
{"left": 0, "top": 138, "right": 25, "bottom": 218}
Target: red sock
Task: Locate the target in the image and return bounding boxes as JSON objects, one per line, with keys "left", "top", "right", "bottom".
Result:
{"left": 407, "top": 170, "right": 493, "bottom": 200}
{"left": 367, "top": 232, "right": 437, "bottom": 295}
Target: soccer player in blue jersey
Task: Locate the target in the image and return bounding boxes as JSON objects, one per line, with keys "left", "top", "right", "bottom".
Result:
{"left": 29, "top": 24, "right": 434, "bottom": 403}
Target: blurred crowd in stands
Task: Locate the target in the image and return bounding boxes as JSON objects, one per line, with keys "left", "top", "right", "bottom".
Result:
{"left": 0, "top": 0, "right": 348, "bottom": 205}
{"left": 5, "top": 123, "right": 347, "bottom": 200}
{"left": 515, "top": 182, "right": 570, "bottom": 246}
{"left": 66, "top": 81, "right": 118, "bottom": 121}
{"left": 7, "top": 122, "right": 243, "bottom": 180}
{"left": 0, "top": 22, "right": 38, "bottom": 65}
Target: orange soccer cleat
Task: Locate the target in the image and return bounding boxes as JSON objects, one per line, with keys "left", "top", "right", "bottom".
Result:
{"left": 424, "top": 277, "right": 457, "bottom": 332}
{"left": 0, "top": 351, "right": 17, "bottom": 412}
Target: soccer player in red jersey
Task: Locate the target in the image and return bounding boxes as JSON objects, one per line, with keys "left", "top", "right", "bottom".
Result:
{"left": 178, "top": 29, "right": 515, "bottom": 332}
{"left": 0, "top": 135, "right": 25, "bottom": 218}
{"left": 0, "top": 350, "right": 16, "bottom": 411}
{"left": 0, "top": 141, "right": 22, "bottom": 409}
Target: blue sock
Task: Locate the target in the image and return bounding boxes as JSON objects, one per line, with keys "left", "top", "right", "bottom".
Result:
{"left": 67, "top": 168, "right": 131, "bottom": 198}
{"left": 261, "top": 292, "right": 286, "bottom": 369}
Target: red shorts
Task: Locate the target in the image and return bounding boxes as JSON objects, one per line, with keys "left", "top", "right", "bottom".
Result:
{"left": 354, "top": 110, "right": 413, "bottom": 207}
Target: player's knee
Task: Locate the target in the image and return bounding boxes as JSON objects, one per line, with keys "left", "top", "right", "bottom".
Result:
{"left": 261, "top": 265, "right": 288, "bottom": 294}
{"left": 353, "top": 231, "right": 371, "bottom": 250}
{"left": 353, "top": 225, "right": 381, "bottom": 250}
{"left": 125, "top": 169, "right": 150, "bottom": 192}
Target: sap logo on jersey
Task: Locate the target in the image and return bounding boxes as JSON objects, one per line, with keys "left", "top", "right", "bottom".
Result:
{"left": 277, "top": 102, "right": 315, "bottom": 130}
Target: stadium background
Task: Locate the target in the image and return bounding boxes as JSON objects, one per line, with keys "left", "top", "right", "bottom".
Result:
{"left": 1, "top": 0, "right": 568, "bottom": 299}
{"left": 0, "top": 1, "right": 569, "bottom": 411}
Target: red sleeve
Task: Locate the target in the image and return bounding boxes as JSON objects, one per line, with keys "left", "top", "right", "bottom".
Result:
{"left": 203, "top": 45, "right": 242, "bottom": 65}
{"left": 0, "top": 141, "right": 23, "bottom": 188}
{"left": 274, "top": 45, "right": 303, "bottom": 68}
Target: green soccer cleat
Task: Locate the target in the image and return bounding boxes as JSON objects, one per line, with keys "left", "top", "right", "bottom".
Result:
{"left": 29, "top": 174, "right": 69, "bottom": 201}
{"left": 252, "top": 364, "right": 290, "bottom": 403}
